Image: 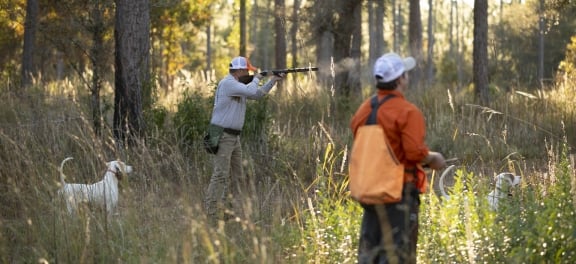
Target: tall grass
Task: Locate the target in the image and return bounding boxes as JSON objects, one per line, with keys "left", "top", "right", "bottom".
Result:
{"left": 0, "top": 75, "right": 575, "bottom": 263}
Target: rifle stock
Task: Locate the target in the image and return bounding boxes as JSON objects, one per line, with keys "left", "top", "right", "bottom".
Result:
{"left": 237, "top": 66, "right": 318, "bottom": 84}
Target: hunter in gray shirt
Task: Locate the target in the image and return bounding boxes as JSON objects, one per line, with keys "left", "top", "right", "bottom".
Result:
{"left": 210, "top": 74, "right": 277, "bottom": 130}
{"left": 205, "top": 56, "right": 284, "bottom": 221}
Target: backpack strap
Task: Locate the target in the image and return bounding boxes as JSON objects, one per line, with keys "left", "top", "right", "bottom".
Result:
{"left": 366, "top": 94, "right": 395, "bottom": 125}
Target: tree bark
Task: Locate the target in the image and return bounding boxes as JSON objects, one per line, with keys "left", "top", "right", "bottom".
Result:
{"left": 290, "top": 0, "right": 299, "bottom": 83}
{"left": 426, "top": 0, "right": 434, "bottom": 87}
{"left": 473, "top": 0, "right": 490, "bottom": 105}
{"left": 331, "top": 0, "right": 362, "bottom": 97}
{"left": 538, "top": 0, "right": 544, "bottom": 87}
{"left": 206, "top": 25, "right": 212, "bottom": 72}
{"left": 349, "top": 0, "right": 362, "bottom": 97}
{"left": 314, "top": 1, "right": 332, "bottom": 85}
{"left": 274, "top": 0, "right": 286, "bottom": 92}
{"left": 90, "top": 3, "right": 106, "bottom": 136}
{"left": 393, "top": 1, "right": 403, "bottom": 53}
{"left": 455, "top": 1, "right": 463, "bottom": 90}
{"left": 21, "top": 0, "right": 38, "bottom": 91}
{"left": 113, "top": 0, "right": 150, "bottom": 146}
{"left": 369, "top": 1, "right": 385, "bottom": 67}
{"left": 240, "top": 0, "right": 247, "bottom": 56}
{"left": 409, "top": 0, "right": 423, "bottom": 89}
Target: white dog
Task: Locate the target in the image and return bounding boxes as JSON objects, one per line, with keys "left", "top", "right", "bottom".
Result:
{"left": 438, "top": 165, "right": 521, "bottom": 210}
{"left": 58, "top": 157, "right": 133, "bottom": 215}
{"left": 487, "top": 172, "right": 521, "bottom": 210}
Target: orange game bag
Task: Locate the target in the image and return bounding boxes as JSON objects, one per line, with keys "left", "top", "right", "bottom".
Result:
{"left": 349, "top": 95, "right": 404, "bottom": 204}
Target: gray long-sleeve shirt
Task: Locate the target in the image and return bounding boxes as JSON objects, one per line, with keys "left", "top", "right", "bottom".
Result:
{"left": 209, "top": 74, "right": 277, "bottom": 130}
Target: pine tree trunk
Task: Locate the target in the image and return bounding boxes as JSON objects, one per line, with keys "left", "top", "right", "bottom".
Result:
{"left": 426, "top": 0, "right": 435, "bottom": 86}
{"left": 240, "top": 0, "right": 247, "bottom": 56}
{"left": 473, "top": 0, "right": 490, "bottom": 104}
{"left": 113, "top": 0, "right": 150, "bottom": 146}
{"left": 409, "top": 0, "right": 423, "bottom": 89}
{"left": 274, "top": 0, "right": 286, "bottom": 92}
{"left": 90, "top": 3, "right": 106, "bottom": 136}
{"left": 290, "top": 0, "right": 300, "bottom": 83}
{"left": 21, "top": 0, "right": 38, "bottom": 91}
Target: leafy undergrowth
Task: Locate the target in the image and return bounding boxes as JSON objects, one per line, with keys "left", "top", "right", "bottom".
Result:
{"left": 1, "top": 78, "right": 575, "bottom": 263}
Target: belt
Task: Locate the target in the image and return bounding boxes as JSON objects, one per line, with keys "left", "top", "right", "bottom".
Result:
{"left": 223, "top": 128, "right": 242, "bottom": 135}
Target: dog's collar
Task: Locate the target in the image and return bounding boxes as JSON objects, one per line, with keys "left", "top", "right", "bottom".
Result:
{"left": 107, "top": 169, "right": 123, "bottom": 177}
{"left": 107, "top": 168, "right": 124, "bottom": 180}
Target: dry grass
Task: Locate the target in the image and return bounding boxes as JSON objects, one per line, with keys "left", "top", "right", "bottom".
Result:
{"left": 0, "top": 75, "right": 575, "bottom": 263}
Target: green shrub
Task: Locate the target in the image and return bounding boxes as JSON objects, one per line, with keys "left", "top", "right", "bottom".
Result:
{"left": 509, "top": 141, "right": 576, "bottom": 263}
{"left": 172, "top": 90, "right": 214, "bottom": 150}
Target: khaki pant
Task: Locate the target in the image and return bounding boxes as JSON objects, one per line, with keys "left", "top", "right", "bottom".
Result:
{"left": 204, "top": 132, "right": 244, "bottom": 219}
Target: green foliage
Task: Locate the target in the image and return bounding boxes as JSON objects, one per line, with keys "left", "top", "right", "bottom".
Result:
{"left": 150, "top": 0, "right": 213, "bottom": 81}
{"left": 171, "top": 87, "right": 272, "bottom": 152}
{"left": 420, "top": 136, "right": 576, "bottom": 263}
{"left": 3, "top": 72, "right": 576, "bottom": 262}
{"left": 0, "top": 0, "right": 23, "bottom": 76}
{"left": 292, "top": 143, "right": 361, "bottom": 263}
{"left": 242, "top": 98, "right": 272, "bottom": 141}
{"left": 558, "top": 36, "right": 576, "bottom": 78}
{"left": 144, "top": 105, "right": 168, "bottom": 132}
{"left": 491, "top": 1, "right": 576, "bottom": 87}
{"left": 420, "top": 168, "right": 494, "bottom": 263}
{"left": 508, "top": 141, "right": 576, "bottom": 263}
{"left": 172, "top": 90, "right": 214, "bottom": 149}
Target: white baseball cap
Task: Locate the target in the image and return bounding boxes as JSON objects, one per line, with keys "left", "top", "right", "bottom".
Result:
{"left": 373, "top": 53, "right": 416, "bottom": 82}
{"left": 229, "top": 56, "right": 257, "bottom": 71}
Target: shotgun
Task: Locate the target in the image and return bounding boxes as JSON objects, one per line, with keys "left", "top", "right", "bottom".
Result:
{"left": 238, "top": 67, "right": 319, "bottom": 84}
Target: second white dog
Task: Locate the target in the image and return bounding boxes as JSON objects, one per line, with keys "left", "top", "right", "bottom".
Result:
{"left": 58, "top": 157, "right": 133, "bottom": 215}
{"left": 438, "top": 165, "right": 521, "bottom": 210}
{"left": 487, "top": 172, "right": 521, "bottom": 210}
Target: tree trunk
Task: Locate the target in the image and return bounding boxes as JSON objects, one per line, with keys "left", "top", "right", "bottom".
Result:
{"left": 21, "top": 0, "right": 38, "bottom": 91}
{"left": 290, "top": 0, "right": 300, "bottom": 83}
{"left": 538, "top": 0, "right": 544, "bottom": 87}
{"left": 393, "top": 1, "right": 403, "bottom": 53}
{"left": 314, "top": 1, "right": 332, "bottom": 85}
{"left": 473, "top": 0, "right": 490, "bottom": 105}
{"left": 332, "top": 0, "right": 362, "bottom": 97}
{"left": 369, "top": 1, "right": 385, "bottom": 67}
{"left": 376, "top": 1, "right": 385, "bottom": 54}
{"left": 274, "top": 0, "right": 286, "bottom": 92}
{"left": 449, "top": 1, "right": 455, "bottom": 56}
{"left": 349, "top": 0, "right": 362, "bottom": 97}
{"left": 240, "top": 0, "right": 247, "bottom": 56}
{"left": 455, "top": 1, "right": 463, "bottom": 90}
{"left": 409, "top": 0, "right": 423, "bottom": 89}
{"left": 426, "top": 0, "right": 434, "bottom": 87}
{"left": 90, "top": 3, "right": 106, "bottom": 136}
{"left": 113, "top": 0, "right": 150, "bottom": 146}
{"left": 206, "top": 24, "right": 212, "bottom": 72}
{"left": 368, "top": 2, "right": 375, "bottom": 66}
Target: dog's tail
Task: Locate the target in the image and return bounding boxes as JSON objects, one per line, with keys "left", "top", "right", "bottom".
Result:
{"left": 439, "top": 165, "right": 456, "bottom": 199}
{"left": 59, "top": 157, "right": 74, "bottom": 186}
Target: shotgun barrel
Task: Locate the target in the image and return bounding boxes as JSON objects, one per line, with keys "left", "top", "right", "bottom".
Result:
{"left": 237, "top": 66, "right": 318, "bottom": 84}
{"left": 260, "top": 67, "right": 319, "bottom": 76}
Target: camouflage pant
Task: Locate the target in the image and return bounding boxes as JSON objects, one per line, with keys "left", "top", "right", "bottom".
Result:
{"left": 357, "top": 183, "right": 420, "bottom": 264}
